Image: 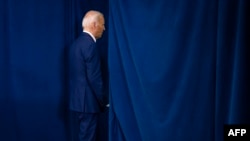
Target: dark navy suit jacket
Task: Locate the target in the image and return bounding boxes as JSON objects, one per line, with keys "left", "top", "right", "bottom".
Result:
{"left": 69, "top": 32, "right": 105, "bottom": 113}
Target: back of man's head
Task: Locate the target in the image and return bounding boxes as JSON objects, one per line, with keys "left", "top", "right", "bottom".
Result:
{"left": 82, "top": 10, "right": 103, "bottom": 30}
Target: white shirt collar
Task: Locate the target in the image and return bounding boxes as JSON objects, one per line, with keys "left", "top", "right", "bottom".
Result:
{"left": 83, "top": 31, "right": 96, "bottom": 42}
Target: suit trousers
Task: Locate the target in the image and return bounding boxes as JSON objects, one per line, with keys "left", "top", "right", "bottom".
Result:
{"left": 70, "top": 111, "right": 98, "bottom": 141}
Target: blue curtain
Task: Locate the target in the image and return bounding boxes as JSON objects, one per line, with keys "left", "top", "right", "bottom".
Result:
{"left": 108, "top": 0, "right": 250, "bottom": 141}
{"left": 0, "top": 1, "right": 69, "bottom": 141}
{"left": 0, "top": 0, "right": 108, "bottom": 141}
{"left": 1, "top": 0, "right": 249, "bottom": 141}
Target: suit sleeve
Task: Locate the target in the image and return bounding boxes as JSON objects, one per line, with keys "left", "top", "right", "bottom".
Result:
{"left": 84, "top": 44, "right": 106, "bottom": 106}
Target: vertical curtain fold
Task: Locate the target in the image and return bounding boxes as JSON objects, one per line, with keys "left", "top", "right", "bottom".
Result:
{"left": 109, "top": 0, "right": 250, "bottom": 141}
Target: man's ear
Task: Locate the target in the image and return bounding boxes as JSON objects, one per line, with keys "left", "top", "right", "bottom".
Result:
{"left": 93, "top": 21, "right": 97, "bottom": 28}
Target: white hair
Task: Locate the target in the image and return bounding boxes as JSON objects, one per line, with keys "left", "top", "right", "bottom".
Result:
{"left": 82, "top": 11, "right": 103, "bottom": 29}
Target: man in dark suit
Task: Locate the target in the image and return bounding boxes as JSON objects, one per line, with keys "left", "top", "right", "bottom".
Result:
{"left": 69, "top": 10, "right": 107, "bottom": 141}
